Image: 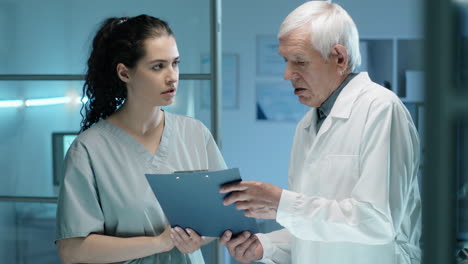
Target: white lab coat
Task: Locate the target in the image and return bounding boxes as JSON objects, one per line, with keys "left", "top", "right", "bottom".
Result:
{"left": 256, "top": 73, "right": 421, "bottom": 264}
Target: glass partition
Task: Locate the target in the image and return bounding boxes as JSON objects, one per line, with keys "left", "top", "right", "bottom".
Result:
{"left": 0, "top": 200, "right": 218, "bottom": 263}
{"left": 0, "top": 202, "right": 61, "bottom": 264}
{"left": 424, "top": 1, "right": 468, "bottom": 263}
{"left": 457, "top": 119, "right": 468, "bottom": 262}
{"left": 0, "top": 0, "right": 222, "bottom": 262}
{"left": 456, "top": 2, "right": 468, "bottom": 262}
{"left": 0, "top": 0, "right": 210, "bottom": 75}
{"left": 0, "top": 80, "right": 212, "bottom": 197}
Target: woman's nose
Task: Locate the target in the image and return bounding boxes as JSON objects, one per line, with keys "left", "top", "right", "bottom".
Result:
{"left": 166, "top": 67, "right": 178, "bottom": 84}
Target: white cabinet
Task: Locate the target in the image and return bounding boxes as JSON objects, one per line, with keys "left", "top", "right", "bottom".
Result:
{"left": 360, "top": 38, "right": 424, "bottom": 100}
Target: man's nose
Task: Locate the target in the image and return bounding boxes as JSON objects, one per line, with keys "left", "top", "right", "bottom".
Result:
{"left": 283, "top": 64, "right": 294, "bottom": 81}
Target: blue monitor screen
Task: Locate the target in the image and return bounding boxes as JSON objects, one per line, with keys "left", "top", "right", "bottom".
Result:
{"left": 52, "top": 132, "right": 78, "bottom": 186}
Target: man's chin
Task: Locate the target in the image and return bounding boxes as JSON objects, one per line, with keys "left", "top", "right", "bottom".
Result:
{"left": 298, "top": 97, "right": 317, "bottom": 108}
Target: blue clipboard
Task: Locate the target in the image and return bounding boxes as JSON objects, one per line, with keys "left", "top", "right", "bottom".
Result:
{"left": 145, "top": 168, "right": 258, "bottom": 237}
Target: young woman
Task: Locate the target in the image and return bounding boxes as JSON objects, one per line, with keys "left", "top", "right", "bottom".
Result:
{"left": 55, "top": 15, "right": 225, "bottom": 264}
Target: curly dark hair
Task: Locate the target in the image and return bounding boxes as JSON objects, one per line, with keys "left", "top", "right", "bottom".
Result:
{"left": 80, "top": 15, "right": 174, "bottom": 132}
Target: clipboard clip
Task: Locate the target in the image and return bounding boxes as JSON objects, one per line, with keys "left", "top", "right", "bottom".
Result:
{"left": 174, "top": 169, "right": 208, "bottom": 174}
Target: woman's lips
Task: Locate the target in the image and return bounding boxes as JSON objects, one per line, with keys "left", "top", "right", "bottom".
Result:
{"left": 161, "top": 88, "right": 176, "bottom": 95}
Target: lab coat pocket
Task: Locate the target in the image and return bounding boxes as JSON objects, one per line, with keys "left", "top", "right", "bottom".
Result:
{"left": 319, "top": 155, "right": 359, "bottom": 199}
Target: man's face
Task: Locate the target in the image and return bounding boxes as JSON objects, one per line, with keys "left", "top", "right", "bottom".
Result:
{"left": 279, "top": 27, "right": 342, "bottom": 108}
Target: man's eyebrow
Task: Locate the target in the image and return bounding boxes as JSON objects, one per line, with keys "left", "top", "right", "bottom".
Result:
{"left": 279, "top": 54, "right": 307, "bottom": 60}
{"left": 292, "top": 53, "right": 306, "bottom": 59}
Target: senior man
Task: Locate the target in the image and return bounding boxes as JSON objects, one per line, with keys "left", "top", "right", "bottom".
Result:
{"left": 219, "top": 2, "right": 421, "bottom": 264}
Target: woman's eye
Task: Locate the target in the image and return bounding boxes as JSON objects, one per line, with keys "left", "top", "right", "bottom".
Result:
{"left": 152, "top": 64, "right": 164, "bottom": 70}
{"left": 173, "top": 60, "right": 180, "bottom": 67}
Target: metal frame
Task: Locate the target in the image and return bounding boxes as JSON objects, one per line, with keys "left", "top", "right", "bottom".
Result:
{"left": 423, "top": 1, "right": 468, "bottom": 264}
{"left": 210, "top": 0, "right": 222, "bottom": 147}
{"left": 210, "top": 1, "right": 223, "bottom": 262}
{"left": 0, "top": 196, "right": 57, "bottom": 203}
{"left": 0, "top": 74, "right": 211, "bottom": 81}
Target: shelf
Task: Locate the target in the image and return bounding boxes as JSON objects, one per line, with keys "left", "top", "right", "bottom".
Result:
{"left": 359, "top": 38, "right": 424, "bottom": 100}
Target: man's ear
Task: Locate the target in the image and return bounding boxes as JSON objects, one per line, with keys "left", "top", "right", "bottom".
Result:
{"left": 116, "top": 63, "right": 131, "bottom": 83}
{"left": 331, "top": 44, "right": 349, "bottom": 74}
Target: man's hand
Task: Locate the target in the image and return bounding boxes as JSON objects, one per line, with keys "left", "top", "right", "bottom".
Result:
{"left": 170, "top": 227, "right": 204, "bottom": 254}
{"left": 220, "top": 230, "right": 263, "bottom": 263}
{"left": 220, "top": 181, "right": 283, "bottom": 219}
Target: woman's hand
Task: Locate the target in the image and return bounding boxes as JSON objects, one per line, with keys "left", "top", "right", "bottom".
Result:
{"left": 170, "top": 227, "right": 205, "bottom": 254}
{"left": 156, "top": 226, "right": 175, "bottom": 253}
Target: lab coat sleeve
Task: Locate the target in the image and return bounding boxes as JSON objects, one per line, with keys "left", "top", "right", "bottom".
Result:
{"left": 256, "top": 228, "right": 292, "bottom": 264}
{"left": 276, "top": 99, "right": 419, "bottom": 244}
{"left": 55, "top": 141, "right": 105, "bottom": 241}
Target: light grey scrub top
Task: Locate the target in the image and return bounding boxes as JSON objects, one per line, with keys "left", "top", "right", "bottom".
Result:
{"left": 56, "top": 111, "right": 227, "bottom": 264}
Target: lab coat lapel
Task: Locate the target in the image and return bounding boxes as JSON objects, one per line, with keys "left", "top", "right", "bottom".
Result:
{"left": 308, "top": 72, "right": 368, "bottom": 151}
{"left": 329, "top": 72, "right": 369, "bottom": 119}
{"left": 310, "top": 115, "right": 332, "bottom": 154}
{"left": 316, "top": 118, "right": 332, "bottom": 139}
{"left": 300, "top": 108, "right": 319, "bottom": 150}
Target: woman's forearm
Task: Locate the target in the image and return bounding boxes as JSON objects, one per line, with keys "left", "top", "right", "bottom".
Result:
{"left": 57, "top": 229, "right": 174, "bottom": 264}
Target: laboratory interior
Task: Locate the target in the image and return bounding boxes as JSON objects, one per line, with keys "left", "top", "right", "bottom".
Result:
{"left": 0, "top": 0, "right": 466, "bottom": 263}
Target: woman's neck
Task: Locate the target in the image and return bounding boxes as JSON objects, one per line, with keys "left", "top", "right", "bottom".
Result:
{"left": 109, "top": 102, "right": 164, "bottom": 136}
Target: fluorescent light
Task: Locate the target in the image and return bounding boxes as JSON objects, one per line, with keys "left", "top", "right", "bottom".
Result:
{"left": 0, "top": 100, "right": 24, "bottom": 108}
{"left": 0, "top": 96, "right": 89, "bottom": 108}
{"left": 25, "top": 97, "right": 71, "bottom": 107}
{"left": 75, "top": 96, "right": 88, "bottom": 104}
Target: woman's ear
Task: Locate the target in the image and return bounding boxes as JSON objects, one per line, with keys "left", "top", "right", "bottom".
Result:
{"left": 331, "top": 44, "right": 349, "bottom": 74}
{"left": 116, "top": 63, "right": 131, "bottom": 83}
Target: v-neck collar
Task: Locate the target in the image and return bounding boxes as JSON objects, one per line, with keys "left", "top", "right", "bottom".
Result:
{"left": 97, "top": 111, "right": 172, "bottom": 169}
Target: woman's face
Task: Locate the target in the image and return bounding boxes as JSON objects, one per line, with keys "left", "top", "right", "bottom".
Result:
{"left": 124, "top": 35, "right": 180, "bottom": 107}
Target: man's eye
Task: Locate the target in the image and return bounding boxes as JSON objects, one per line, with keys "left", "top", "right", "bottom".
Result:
{"left": 173, "top": 60, "right": 180, "bottom": 67}
{"left": 296, "top": 61, "right": 306, "bottom": 66}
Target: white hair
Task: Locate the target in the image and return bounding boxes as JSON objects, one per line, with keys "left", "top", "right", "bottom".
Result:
{"left": 278, "top": 1, "right": 361, "bottom": 73}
